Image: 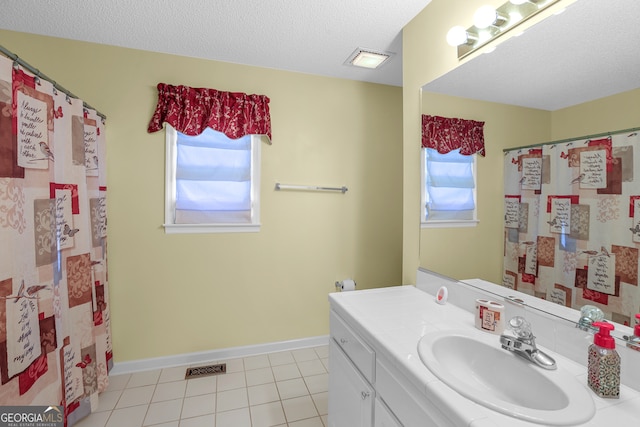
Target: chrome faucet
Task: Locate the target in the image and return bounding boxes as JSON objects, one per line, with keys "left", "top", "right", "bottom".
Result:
{"left": 500, "top": 316, "right": 557, "bottom": 370}
{"left": 576, "top": 305, "right": 604, "bottom": 332}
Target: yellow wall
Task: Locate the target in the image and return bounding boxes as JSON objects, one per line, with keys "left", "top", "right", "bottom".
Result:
{"left": 0, "top": 30, "right": 403, "bottom": 362}
{"left": 4, "top": 0, "right": 637, "bottom": 363}
{"left": 402, "top": 0, "right": 505, "bottom": 284}
{"left": 418, "top": 92, "right": 549, "bottom": 281}
{"left": 551, "top": 88, "right": 640, "bottom": 140}
{"left": 404, "top": 0, "right": 639, "bottom": 284}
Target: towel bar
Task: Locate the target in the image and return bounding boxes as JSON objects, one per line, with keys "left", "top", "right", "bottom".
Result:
{"left": 275, "top": 183, "right": 348, "bottom": 194}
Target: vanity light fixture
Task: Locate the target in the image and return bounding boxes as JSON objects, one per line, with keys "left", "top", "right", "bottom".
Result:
{"left": 345, "top": 48, "right": 393, "bottom": 69}
{"left": 473, "top": 5, "right": 509, "bottom": 29}
{"left": 447, "top": 0, "right": 561, "bottom": 59}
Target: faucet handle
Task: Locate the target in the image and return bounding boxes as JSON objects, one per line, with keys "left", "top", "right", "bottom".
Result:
{"left": 577, "top": 305, "right": 604, "bottom": 331}
{"left": 509, "top": 316, "right": 533, "bottom": 339}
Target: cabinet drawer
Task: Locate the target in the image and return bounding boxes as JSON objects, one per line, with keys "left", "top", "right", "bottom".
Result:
{"left": 330, "top": 311, "right": 375, "bottom": 383}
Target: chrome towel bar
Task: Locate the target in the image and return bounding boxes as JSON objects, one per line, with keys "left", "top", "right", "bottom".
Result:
{"left": 275, "top": 183, "right": 348, "bottom": 194}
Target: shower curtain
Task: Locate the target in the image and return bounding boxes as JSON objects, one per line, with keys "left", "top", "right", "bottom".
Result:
{"left": 0, "top": 55, "right": 111, "bottom": 425}
{"left": 503, "top": 130, "right": 640, "bottom": 325}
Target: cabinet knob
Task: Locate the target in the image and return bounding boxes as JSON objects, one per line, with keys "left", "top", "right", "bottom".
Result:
{"left": 340, "top": 338, "right": 348, "bottom": 345}
{"left": 361, "top": 391, "right": 371, "bottom": 400}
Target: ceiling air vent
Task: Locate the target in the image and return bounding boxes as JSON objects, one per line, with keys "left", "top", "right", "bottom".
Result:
{"left": 345, "top": 48, "right": 394, "bottom": 69}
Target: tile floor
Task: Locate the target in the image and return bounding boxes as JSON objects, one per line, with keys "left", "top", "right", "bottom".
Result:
{"left": 76, "top": 345, "right": 329, "bottom": 427}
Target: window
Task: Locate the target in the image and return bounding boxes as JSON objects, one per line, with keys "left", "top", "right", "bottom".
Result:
{"left": 164, "top": 125, "right": 261, "bottom": 233}
{"left": 421, "top": 147, "right": 478, "bottom": 227}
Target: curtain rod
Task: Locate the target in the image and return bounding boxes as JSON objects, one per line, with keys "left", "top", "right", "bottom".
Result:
{"left": 0, "top": 44, "right": 106, "bottom": 120}
{"left": 502, "top": 126, "right": 640, "bottom": 153}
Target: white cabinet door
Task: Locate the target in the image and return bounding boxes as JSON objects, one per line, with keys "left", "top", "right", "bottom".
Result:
{"left": 328, "top": 339, "right": 374, "bottom": 427}
{"left": 374, "top": 397, "right": 402, "bottom": 427}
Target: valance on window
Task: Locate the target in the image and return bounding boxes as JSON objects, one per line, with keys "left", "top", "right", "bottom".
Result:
{"left": 422, "top": 114, "right": 485, "bottom": 156}
{"left": 147, "top": 83, "right": 272, "bottom": 141}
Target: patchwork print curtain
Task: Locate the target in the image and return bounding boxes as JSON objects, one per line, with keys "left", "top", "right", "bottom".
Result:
{"left": 0, "top": 55, "right": 111, "bottom": 425}
{"left": 503, "top": 131, "right": 640, "bottom": 325}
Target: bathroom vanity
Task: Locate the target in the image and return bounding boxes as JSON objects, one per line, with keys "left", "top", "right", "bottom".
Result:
{"left": 328, "top": 282, "right": 640, "bottom": 426}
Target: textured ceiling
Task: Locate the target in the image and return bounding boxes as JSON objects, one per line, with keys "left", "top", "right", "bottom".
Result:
{"left": 1, "top": 0, "right": 638, "bottom": 110}
{"left": 424, "top": 0, "right": 640, "bottom": 111}
{"left": 0, "top": 0, "right": 433, "bottom": 87}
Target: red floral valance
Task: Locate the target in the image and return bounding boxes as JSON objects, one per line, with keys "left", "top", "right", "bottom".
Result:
{"left": 422, "top": 114, "right": 485, "bottom": 156}
{"left": 147, "top": 83, "right": 272, "bottom": 141}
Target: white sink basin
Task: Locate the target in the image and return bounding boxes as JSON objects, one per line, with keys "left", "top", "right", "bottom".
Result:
{"left": 417, "top": 330, "right": 595, "bottom": 426}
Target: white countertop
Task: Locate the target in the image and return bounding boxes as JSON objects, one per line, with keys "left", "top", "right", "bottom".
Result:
{"left": 329, "top": 285, "right": 640, "bottom": 427}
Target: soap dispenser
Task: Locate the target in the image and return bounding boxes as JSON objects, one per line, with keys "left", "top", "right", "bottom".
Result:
{"left": 588, "top": 322, "right": 620, "bottom": 399}
{"left": 627, "top": 313, "right": 640, "bottom": 352}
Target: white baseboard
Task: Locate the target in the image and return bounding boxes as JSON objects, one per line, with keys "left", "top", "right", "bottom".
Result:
{"left": 109, "top": 335, "right": 330, "bottom": 376}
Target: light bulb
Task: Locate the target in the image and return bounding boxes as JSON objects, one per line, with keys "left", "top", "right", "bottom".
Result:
{"left": 509, "top": 11, "right": 523, "bottom": 24}
{"left": 446, "top": 26, "right": 469, "bottom": 46}
{"left": 474, "top": 5, "right": 499, "bottom": 29}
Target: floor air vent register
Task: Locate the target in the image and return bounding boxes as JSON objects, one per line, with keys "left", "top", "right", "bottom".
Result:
{"left": 184, "top": 363, "right": 227, "bottom": 379}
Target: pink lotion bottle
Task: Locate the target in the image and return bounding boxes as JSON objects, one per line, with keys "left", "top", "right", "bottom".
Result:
{"left": 587, "top": 322, "right": 620, "bottom": 399}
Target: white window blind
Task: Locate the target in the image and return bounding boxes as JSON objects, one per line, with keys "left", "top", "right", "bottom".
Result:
{"left": 164, "top": 125, "right": 260, "bottom": 233}
{"left": 423, "top": 148, "right": 477, "bottom": 225}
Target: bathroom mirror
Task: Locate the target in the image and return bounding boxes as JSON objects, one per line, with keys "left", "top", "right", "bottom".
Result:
{"left": 420, "top": 0, "right": 640, "bottom": 341}
{"left": 422, "top": 0, "right": 640, "bottom": 112}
